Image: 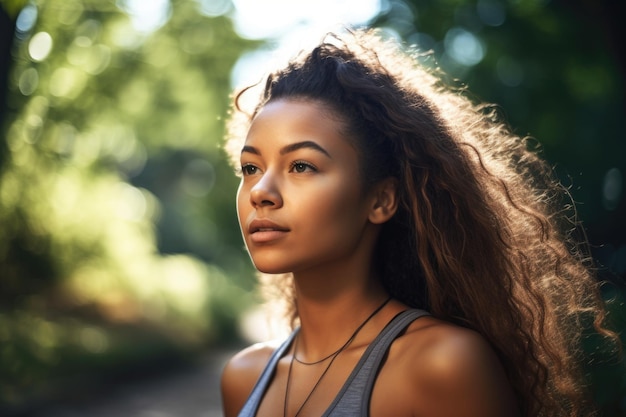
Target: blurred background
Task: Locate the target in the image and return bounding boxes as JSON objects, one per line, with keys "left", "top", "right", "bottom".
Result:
{"left": 0, "top": 0, "right": 624, "bottom": 416}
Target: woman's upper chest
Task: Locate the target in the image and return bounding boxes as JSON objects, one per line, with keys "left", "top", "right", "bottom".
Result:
{"left": 254, "top": 334, "right": 422, "bottom": 417}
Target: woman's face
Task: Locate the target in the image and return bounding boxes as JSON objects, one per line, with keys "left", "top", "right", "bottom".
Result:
{"left": 236, "top": 99, "right": 378, "bottom": 275}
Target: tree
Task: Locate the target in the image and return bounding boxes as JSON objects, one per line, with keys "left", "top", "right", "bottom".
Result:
{"left": 0, "top": 0, "right": 257, "bottom": 409}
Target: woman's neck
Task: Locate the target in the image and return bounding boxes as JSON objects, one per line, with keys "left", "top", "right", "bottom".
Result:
{"left": 292, "top": 272, "right": 389, "bottom": 362}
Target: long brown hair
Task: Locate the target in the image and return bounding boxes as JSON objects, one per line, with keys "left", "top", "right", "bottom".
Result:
{"left": 225, "top": 28, "right": 618, "bottom": 417}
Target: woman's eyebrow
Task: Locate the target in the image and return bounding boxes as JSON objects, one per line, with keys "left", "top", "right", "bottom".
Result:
{"left": 280, "top": 141, "right": 331, "bottom": 158}
{"left": 240, "top": 141, "right": 332, "bottom": 158}
{"left": 241, "top": 145, "right": 260, "bottom": 155}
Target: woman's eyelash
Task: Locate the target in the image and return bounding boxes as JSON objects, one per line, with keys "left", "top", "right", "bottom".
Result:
{"left": 238, "top": 161, "right": 317, "bottom": 176}
{"left": 289, "top": 160, "right": 317, "bottom": 173}
{"left": 239, "top": 163, "right": 258, "bottom": 175}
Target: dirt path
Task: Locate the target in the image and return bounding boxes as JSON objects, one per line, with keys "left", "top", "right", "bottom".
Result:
{"left": 25, "top": 349, "right": 234, "bottom": 417}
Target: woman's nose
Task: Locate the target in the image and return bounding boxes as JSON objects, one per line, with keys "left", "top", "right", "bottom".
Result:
{"left": 249, "top": 173, "right": 283, "bottom": 208}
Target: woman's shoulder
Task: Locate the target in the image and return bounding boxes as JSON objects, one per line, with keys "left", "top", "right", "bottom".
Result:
{"left": 400, "top": 315, "right": 500, "bottom": 370}
{"left": 220, "top": 339, "right": 285, "bottom": 417}
{"left": 224, "top": 339, "right": 282, "bottom": 373}
{"left": 381, "top": 315, "right": 518, "bottom": 416}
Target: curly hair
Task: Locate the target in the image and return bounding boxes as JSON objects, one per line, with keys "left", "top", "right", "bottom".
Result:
{"left": 224, "top": 28, "right": 617, "bottom": 417}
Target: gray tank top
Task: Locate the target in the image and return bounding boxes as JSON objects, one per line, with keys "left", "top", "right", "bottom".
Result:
{"left": 237, "top": 309, "right": 429, "bottom": 417}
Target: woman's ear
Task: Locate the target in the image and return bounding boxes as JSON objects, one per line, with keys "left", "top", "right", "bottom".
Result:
{"left": 368, "top": 177, "right": 398, "bottom": 224}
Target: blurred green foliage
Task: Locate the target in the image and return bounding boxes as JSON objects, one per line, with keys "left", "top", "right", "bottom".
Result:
{"left": 0, "top": 0, "right": 26, "bottom": 16}
{"left": 0, "top": 0, "right": 259, "bottom": 410}
{"left": 0, "top": 0, "right": 624, "bottom": 414}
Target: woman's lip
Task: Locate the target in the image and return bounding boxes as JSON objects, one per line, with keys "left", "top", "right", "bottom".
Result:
{"left": 248, "top": 219, "right": 289, "bottom": 234}
{"left": 247, "top": 219, "right": 289, "bottom": 243}
{"left": 249, "top": 229, "right": 289, "bottom": 244}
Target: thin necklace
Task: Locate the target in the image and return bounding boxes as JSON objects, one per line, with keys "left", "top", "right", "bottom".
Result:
{"left": 293, "top": 344, "right": 341, "bottom": 365}
{"left": 283, "top": 297, "right": 391, "bottom": 417}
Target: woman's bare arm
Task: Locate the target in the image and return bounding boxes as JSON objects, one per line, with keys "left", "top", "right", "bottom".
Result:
{"left": 220, "top": 343, "right": 275, "bottom": 417}
{"left": 408, "top": 324, "right": 519, "bottom": 417}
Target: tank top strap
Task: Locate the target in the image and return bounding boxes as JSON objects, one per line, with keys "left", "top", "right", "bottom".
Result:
{"left": 237, "top": 329, "right": 299, "bottom": 417}
{"left": 323, "top": 309, "right": 430, "bottom": 417}
{"left": 238, "top": 309, "right": 429, "bottom": 417}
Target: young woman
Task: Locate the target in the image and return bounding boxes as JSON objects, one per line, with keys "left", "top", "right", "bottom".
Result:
{"left": 220, "top": 28, "right": 616, "bottom": 417}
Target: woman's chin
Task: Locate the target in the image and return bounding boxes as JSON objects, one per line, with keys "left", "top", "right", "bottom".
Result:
{"left": 253, "top": 263, "right": 292, "bottom": 275}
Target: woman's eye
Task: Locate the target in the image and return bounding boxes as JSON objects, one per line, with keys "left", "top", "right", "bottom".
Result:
{"left": 290, "top": 161, "right": 316, "bottom": 173}
{"left": 241, "top": 164, "right": 258, "bottom": 175}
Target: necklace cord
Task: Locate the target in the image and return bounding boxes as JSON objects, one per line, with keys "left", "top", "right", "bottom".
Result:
{"left": 283, "top": 296, "right": 392, "bottom": 417}
{"left": 293, "top": 342, "right": 342, "bottom": 365}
